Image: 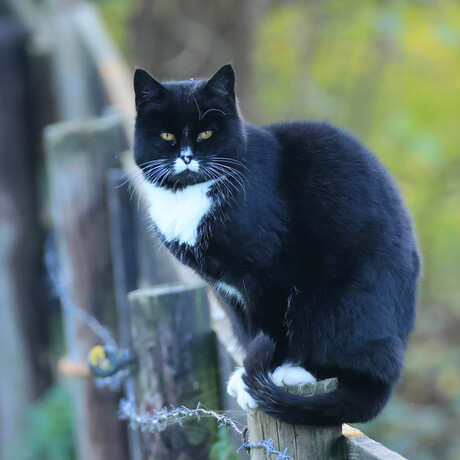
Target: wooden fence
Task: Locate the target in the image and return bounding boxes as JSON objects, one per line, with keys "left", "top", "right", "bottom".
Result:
{"left": 10, "top": 1, "right": 408, "bottom": 459}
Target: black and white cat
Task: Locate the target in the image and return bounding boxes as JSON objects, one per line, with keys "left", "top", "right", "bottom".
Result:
{"left": 133, "top": 65, "right": 420, "bottom": 425}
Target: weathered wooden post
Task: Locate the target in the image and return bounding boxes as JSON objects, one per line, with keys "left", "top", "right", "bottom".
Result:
{"left": 0, "top": 18, "right": 51, "bottom": 458}
{"left": 106, "top": 167, "right": 140, "bottom": 349}
{"left": 128, "top": 284, "right": 221, "bottom": 460}
{"left": 247, "top": 378, "right": 345, "bottom": 460}
{"left": 44, "top": 114, "right": 129, "bottom": 460}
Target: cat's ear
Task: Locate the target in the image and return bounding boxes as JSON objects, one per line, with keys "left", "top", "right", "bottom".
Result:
{"left": 134, "top": 68, "right": 167, "bottom": 110}
{"left": 204, "top": 64, "right": 235, "bottom": 101}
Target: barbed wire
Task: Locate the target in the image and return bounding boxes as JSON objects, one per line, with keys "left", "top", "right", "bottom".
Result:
{"left": 45, "top": 232, "right": 291, "bottom": 459}
{"left": 45, "top": 233, "right": 117, "bottom": 348}
{"left": 119, "top": 400, "right": 291, "bottom": 459}
{"left": 239, "top": 440, "right": 290, "bottom": 460}
{"left": 119, "top": 400, "right": 242, "bottom": 434}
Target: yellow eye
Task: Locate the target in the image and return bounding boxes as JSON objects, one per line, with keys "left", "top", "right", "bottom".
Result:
{"left": 160, "top": 132, "right": 175, "bottom": 141}
{"left": 198, "top": 130, "right": 213, "bottom": 140}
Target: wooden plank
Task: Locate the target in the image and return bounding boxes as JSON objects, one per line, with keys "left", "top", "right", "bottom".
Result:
{"left": 44, "top": 114, "right": 129, "bottom": 460}
{"left": 343, "top": 425, "right": 408, "bottom": 460}
{"left": 128, "top": 284, "right": 221, "bottom": 460}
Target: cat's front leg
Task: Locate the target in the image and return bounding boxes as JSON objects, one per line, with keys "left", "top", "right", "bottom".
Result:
{"left": 227, "top": 367, "right": 258, "bottom": 410}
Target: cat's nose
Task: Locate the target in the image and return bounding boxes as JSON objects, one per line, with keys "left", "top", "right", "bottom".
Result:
{"left": 180, "top": 148, "right": 194, "bottom": 165}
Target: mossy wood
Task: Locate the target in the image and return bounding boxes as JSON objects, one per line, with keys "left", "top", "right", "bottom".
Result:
{"left": 128, "top": 284, "right": 220, "bottom": 460}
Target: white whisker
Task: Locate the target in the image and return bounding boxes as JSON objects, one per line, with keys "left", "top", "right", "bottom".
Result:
{"left": 200, "top": 108, "right": 227, "bottom": 119}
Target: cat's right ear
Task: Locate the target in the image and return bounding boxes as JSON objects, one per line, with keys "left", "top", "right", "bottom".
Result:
{"left": 134, "top": 68, "right": 167, "bottom": 110}
{"left": 204, "top": 64, "right": 235, "bottom": 102}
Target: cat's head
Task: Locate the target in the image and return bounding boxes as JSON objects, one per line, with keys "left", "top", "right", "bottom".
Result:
{"left": 133, "top": 64, "right": 245, "bottom": 190}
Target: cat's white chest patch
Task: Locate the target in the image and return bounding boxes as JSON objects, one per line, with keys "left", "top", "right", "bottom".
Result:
{"left": 141, "top": 178, "right": 216, "bottom": 246}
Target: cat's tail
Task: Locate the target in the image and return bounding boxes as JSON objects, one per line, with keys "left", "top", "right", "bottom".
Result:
{"left": 242, "top": 333, "right": 393, "bottom": 425}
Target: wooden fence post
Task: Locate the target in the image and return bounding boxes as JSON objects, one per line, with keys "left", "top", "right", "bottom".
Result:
{"left": 247, "top": 378, "right": 345, "bottom": 460}
{"left": 106, "top": 168, "right": 139, "bottom": 349}
{"left": 44, "top": 114, "right": 129, "bottom": 460}
{"left": 106, "top": 167, "right": 145, "bottom": 460}
{"left": 128, "top": 284, "right": 221, "bottom": 460}
{"left": 0, "top": 18, "right": 51, "bottom": 458}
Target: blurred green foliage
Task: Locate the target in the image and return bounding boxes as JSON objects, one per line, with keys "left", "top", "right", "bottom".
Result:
{"left": 254, "top": 1, "right": 460, "bottom": 305}
{"left": 9, "top": 381, "right": 75, "bottom": 460}
{"left": 92, "top": 1, "right": 460, "bottom": 458}
{"left": 90, "top": 0, "right": 140, "bottom": 53}
{"left": 210, "top": 427, "right": 240, "bottom": 460}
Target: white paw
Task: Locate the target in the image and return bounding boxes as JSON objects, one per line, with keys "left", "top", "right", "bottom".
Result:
{"left": 270, "top": 363, "right": 317, "bottom": 387}
{"left": 227, "top": 367, "right": 258, "bottom": 411}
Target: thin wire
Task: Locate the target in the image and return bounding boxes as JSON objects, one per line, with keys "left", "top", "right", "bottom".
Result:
{"left": 45, "top": 233, "right": 117, "bottom": 348}
{"left": 45, "top": 232, "right": 291, "bottom": 459}
{"left": 118, "top": 401, "right": 292, "bottom": 460}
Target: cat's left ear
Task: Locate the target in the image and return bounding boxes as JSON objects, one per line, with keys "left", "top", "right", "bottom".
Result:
{"left": 134, "top": 68, "right": 167, "bottom": 110}
{"left": 204, "top": 64, "right": 235, "bottom": 102}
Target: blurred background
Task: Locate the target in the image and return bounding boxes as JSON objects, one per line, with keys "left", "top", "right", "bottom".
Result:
{"left": 1, "top": 0, "right": 459, "bottom": 459}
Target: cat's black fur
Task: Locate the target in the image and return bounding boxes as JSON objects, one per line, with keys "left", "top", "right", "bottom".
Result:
{"left": 133, "top": 65, "right": 420, "bottom": 425}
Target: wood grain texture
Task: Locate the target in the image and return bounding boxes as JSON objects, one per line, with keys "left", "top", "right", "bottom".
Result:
{"left": 247, "top": 378, "right": 346, "bottom": 460}
{"left": 129, "top": 284, "right": 220, "bottom": 460}
{"left": 344, "top": 425, "right": 408, "bottom": 460}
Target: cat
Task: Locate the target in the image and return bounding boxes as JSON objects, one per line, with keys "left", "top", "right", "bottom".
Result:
{"left": 133, "top": 64, "right": 421, "bottom": 425}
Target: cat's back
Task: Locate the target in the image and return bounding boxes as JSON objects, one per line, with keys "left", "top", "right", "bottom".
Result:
{"left": 265, "top": 120, "right": 418, "bottom": 258}
{"left": 266, "top": 120, "right": 385, "bottom": 182}
{"left": 266, "top": 120, "right": 403, "bottom": 214}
